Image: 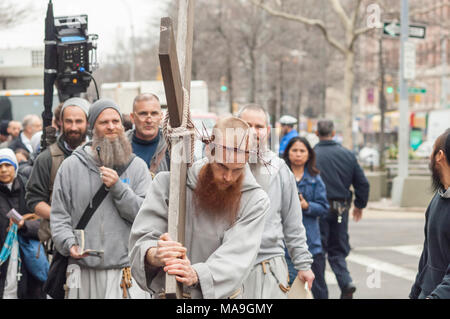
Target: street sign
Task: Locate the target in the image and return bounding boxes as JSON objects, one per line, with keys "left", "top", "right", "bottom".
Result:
{"left": 383, "top": 22, "right": 426, "bottom": 39}
{"left": 403, "top": 41, "right": 416, "bottom": 80}
{"left": 409, "top": 87, "right": 426, "bottom": 94}
{"left": 396, "top": 87, "right": 427, "bottom": 93}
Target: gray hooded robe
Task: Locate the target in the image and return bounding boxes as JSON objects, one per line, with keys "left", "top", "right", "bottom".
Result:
{"left": 129, "top": 158, "right": 270, "bottom": 299}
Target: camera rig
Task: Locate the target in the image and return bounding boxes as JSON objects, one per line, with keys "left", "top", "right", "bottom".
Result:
{"left": 54, "top": 14, "right": 99, "bottom": 101}
{"left": 42, "top": 0, "right": 99, "bottom": 150}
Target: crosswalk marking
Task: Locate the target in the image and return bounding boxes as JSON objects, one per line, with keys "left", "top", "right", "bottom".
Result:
{"left": 325, "top": 271, "right": 338, "bottom": 285}
{"left": 385, "top": 245, "right": 422, "bottom": 258}
{"left": 352, "top": 244, "right": 422, "bottom": 258}
{"left": 346, "top": 253, "right": 417, "bottom": 282}
{"left": 324, "top": 245, "right": 422, "bottom": 285}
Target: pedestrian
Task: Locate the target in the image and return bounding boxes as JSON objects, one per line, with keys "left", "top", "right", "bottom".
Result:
{"left": 282, "top": 136, "right": 329, "bottom": 299}
{"left": 314, "top": 119, "right": 369, "bottom": 299}
{"left": 0, "top": 120, "right": 10, "bottom": 148}
{"left": 7, "top": 121, "right": 22, "bottom": 140}
{"left": 0, "top": 121, "right": 22, "bottom": 149}
{"left": 8, "top": 115, "right": 42, "bottom": 155}
{"left": 26, "top": 98, "right": 90, "bottom": 256}
{"left": 50, "top": 98, "right": 151, "bottom": 299}
{"left": 127, "top": 93, "right": 169, "bottom": 177}
{"left": 410, "top": 128, "right": 450, "bottom": 299}
{"left": 52, "top": 103, "right": 63, "bottom": 135}
{"left": 122, "top": 114, "right": 133, "bottom": 132}
{"left": 238, "top": 104, "right": 314, "bottom": 299}
{"left": 0, "top": 148, "right": 45, "bottom": 299}
{"left": 14, "top": 148, "right": 33, "bottom": 179}
{"left": 129, "top": 116, "right": 269, "bottom": 299}
{"left": 278, "top": 115, "right": 298, "bottom": 157}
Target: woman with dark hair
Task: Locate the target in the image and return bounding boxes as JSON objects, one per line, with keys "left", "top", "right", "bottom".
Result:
{"left": 0, "top": 148, "right": 46, "bottom": 299}
{"left": 283, "top": 136, "right": 329, "bottom": 299}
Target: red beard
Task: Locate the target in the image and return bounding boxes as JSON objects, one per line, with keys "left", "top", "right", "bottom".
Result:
{"left": 193, "top": 163, "right": 243, "bottom": 224}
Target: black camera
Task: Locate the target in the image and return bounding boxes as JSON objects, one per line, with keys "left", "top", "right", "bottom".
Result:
{"left": 54, "top": 14, "right": 98, "bottom": 100}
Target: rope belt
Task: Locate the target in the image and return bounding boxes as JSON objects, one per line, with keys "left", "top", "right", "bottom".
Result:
{"left": 260, "top": 260, "right": 290, "bottom": 293}
{"left": 120, "top": 267, "right": 133, "bottom": 299}
{"left": 162, "top": 87, "right": 196, "bottom": 167}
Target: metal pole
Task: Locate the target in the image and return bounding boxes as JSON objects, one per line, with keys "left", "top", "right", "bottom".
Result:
{"left": 398, "top": 0, "right": 409, "bottom": 180}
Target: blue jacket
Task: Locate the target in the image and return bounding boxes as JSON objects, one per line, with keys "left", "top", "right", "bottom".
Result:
{"left": 279, "top": 129, "right": 298, "bottom": 156}
{"left": 296, "top": 170, "right": 329, "bottom": 256}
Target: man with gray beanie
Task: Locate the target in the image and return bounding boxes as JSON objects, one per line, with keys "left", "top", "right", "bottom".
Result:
{"left": 26, "top": 97, "right": 91, "bottom": 257}
{"left": 50, "top": 98, "right": 151, "bottom": 298}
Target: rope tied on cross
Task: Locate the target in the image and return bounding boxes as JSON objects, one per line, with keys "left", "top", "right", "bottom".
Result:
{"left": 162, "top": 87, "right": 196, "bottom": 167}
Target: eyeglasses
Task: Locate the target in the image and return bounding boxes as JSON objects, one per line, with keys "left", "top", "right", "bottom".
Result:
{"left": 134, "top": 111, "right": 161, "bottom": 121}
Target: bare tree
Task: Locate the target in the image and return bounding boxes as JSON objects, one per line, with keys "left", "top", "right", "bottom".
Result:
{"left": 249, "top": 0, "right": 376, "bottom": 149}
{"left": 0, "top": 1, "right": 32, "bottom": 28}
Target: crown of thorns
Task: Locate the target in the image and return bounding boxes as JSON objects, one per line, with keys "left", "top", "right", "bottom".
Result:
{"left": 195, "top": 122, "right": 274, "bottom": 173}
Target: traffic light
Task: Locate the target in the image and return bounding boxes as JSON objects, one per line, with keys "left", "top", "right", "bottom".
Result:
{"left": 386, "top": 86, "right": 394, "bottom": 94}
{"left": 220, "top": 76, "right": 227, "bottom": 92}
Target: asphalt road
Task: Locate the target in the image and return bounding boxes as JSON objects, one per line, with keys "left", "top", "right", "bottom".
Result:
{"left": 324, "top": 208, "right": 426, "bottom": 299}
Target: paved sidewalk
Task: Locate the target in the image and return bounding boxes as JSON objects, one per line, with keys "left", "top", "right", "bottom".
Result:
{"left": 366, "top": 198, "right": 426, "bottom": 213}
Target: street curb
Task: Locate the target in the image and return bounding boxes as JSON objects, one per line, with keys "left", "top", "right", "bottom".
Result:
{"left": 367, "top": 202, "right": 426, "bottom": 213}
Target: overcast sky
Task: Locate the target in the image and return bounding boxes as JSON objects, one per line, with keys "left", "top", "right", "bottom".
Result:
{"left": 0, "top": 0, "right": 170, "bottom": 60}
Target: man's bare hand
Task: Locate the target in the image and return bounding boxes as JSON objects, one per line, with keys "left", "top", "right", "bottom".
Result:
{"left": 164, "top": 255, "right": 198, "bottom": 287}
{"left": 297, "top": 269, "right": 315, "bottom": 290}
{"left": 352, "top": 207, "right": 363, "bottom": 222}
{"left": 99, "top": 166, "right": 119, "bottom": 188}
{"left": 146, "top": 233, "right": 187, "bottom": 267}
{"left": 70, "top": 245, "right": 89, "bottom": 259}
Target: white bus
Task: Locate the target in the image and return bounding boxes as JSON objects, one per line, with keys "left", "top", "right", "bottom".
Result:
{"left": 0, "top": 89, "right": 59, "bottom": 122}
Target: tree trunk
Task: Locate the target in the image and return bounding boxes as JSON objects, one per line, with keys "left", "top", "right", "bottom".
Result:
{"left": 227, "top": 51, "right": 234, "bottom": 113}
{"left": 249, "top": 49, "right": 257, "bottom": 103}
{"left": 342, "top": 50, "right": 355, "bottom": 150}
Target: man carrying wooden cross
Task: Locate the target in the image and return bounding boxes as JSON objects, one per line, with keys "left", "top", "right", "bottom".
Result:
{"left": 129, "top": 116, "right": 270, "bottom": 298}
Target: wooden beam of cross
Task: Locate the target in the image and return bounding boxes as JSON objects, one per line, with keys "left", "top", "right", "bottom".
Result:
{"left": 158, "top": 0, "right": 194, "bottom": 300}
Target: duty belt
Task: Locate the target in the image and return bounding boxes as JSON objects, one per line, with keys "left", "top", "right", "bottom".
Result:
{"left": 328, "top": 199, "right": 350, "bottom": 224}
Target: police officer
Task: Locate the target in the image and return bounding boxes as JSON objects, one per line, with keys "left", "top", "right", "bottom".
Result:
{"left": 278, "top": 115, "right": 298, "bottom": 157}
{"left": 314, "top": 119, "right": 369, "bottom": 299}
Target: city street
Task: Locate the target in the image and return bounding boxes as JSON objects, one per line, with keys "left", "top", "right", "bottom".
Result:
{"left": 325, "top": 204, "right": 426, "bottom": 299}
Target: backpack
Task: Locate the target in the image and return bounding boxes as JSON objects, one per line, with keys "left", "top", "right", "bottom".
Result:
{"left": 37, "top": 143, "right": 65, "bottom": 245}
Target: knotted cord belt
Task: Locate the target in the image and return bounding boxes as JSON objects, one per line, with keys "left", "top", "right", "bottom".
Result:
{"left": 120, "top": 267, "right": 132, "bottom": 299}
{"left": 162, "top": 87, "right": 196, "bottom": 167}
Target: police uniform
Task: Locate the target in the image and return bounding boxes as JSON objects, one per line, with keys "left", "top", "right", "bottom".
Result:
{"left": 314, "top": 139, "right": 369, "bottom": 298}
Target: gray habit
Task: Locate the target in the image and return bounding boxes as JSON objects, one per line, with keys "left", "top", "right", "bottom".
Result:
{"left": 243, "top": 150, "right": 312, "bottom": 298}
{"left": 129, "top": 158, "right": 270, "bottom": 299}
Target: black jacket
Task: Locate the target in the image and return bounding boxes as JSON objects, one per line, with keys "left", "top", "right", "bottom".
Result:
{"left": 25, "top": 135, "right": 72, "bottom": 212}
{"left": 410, "top": 193, "right": 450, "bottom": 299}
{"left": 314, "top": 140, "right": 369, "bottom": 208}
{"left": 8, "top": 133, "right": 31, "bottom": 154}
{"left": 0, "top": 174, "right": 45, "bottom": 299}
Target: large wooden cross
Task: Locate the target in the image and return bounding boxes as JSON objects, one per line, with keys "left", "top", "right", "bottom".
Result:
{"left": 158, "top": 0, "right": 194, "bottom": 299}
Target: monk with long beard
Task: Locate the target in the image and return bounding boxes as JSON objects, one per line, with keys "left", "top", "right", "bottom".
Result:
{"left": 193, "top": 162, "right": 244, "bottom": 224}
{"left": 50, "top": 98, "right": 152, "bottom": 299}
{"left": 129, "top": 116, "right": 270, "bottom": 299}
